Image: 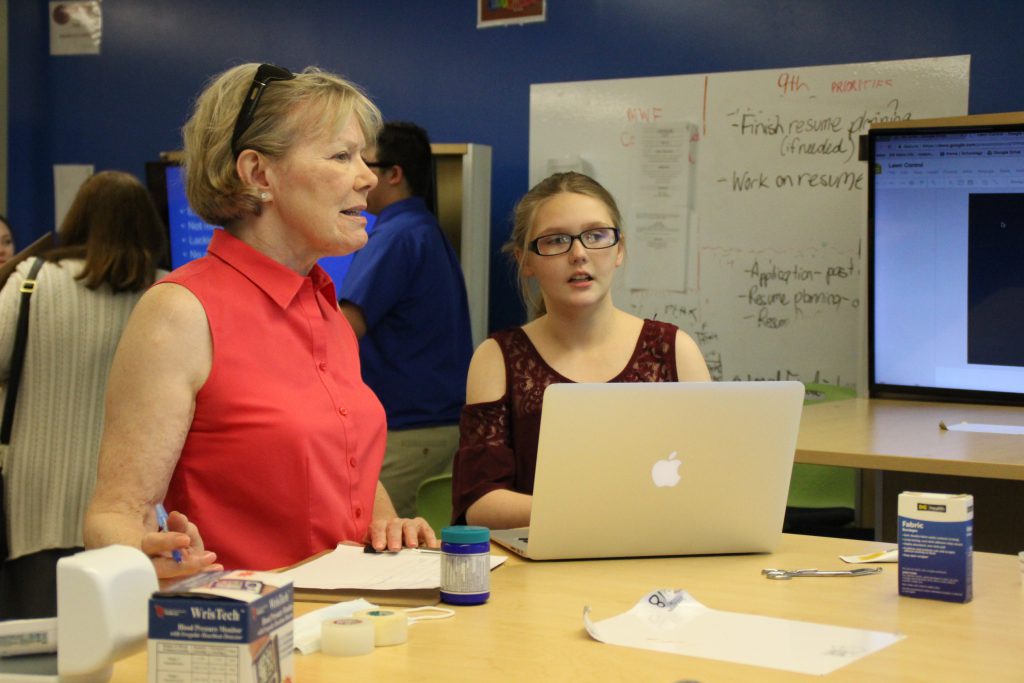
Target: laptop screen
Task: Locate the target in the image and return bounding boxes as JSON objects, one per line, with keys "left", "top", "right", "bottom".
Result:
{"left": 868, "top": 124, "right": 1024, "bottom": 405}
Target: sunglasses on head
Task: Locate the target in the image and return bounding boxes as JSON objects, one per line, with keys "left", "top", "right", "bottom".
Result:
{"left": 230, "top": 63, "right": 295, "bottom": 157}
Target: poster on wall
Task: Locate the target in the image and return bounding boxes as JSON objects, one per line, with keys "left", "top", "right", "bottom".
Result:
{"left": 478, "top": 0, "right": 545, "bottom": 28}
{"left": 54, "top": 164, "right": 94, "bottom": 227}
{"left": 49, "top": 1, "right": 102, "bottom": 56}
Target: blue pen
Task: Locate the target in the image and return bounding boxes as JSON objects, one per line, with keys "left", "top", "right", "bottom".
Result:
{"left": 155, "top": 503, "right": 183, "bottom": 563}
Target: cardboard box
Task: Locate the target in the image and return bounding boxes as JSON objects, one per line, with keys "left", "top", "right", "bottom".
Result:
{"left": 148, "top": 570, "right": 294, "bottom": 683}
{"left": 898, "top": 491, "right": 973, "bottom": 603}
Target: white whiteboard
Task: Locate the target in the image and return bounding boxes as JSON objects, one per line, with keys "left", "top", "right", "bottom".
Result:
{"left": 530, "top": 55, "right": 970, "bottom": 391}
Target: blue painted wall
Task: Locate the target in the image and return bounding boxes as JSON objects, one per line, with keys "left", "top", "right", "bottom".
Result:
{"left": 9, "top": 1, "right": 1024, "bottom": 331}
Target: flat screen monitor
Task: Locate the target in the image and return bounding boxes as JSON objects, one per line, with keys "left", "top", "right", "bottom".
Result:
{"left": 145, "top": 160, "right": 373, "bottom": 287}
{"left": 868, "top": 123, "right": 1024, "bottom": 405}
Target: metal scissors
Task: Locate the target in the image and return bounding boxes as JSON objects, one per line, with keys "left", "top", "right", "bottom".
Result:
{"left": 761, "top": 567, "right": 883, "bottom": 580}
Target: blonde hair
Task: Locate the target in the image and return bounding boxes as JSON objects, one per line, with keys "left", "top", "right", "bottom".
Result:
{"left": 504, "top": 172, "right": 624, "bottom": 318}
{"left": 182, "top": 63, "right": 382, "bottom": 227}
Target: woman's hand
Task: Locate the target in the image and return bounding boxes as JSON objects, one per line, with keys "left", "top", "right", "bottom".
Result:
{"left": 141, "top": 509, "right": 222, "bottom": 585}
{"left": 363, "top": 516, "right": 439, "bottom": 552}
{"left": 366, "top": 480, "right": 440, "bottom": 551}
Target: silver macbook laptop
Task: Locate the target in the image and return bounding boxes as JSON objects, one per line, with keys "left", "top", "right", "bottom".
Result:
{"left": 491, "top": 381, "right": 805, "bottom": 560}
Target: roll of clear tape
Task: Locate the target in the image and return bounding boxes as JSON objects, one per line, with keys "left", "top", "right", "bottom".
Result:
{"left": 320, "top": 617, "right": 375, "bottom": 656}
{"left": 352, "top": 608, "right": 409, "bottom": 646}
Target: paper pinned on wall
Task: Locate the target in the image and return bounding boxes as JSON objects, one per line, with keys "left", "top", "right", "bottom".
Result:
{"left": 584, "top": 589, "right": 904, "bottom": 676}
{"left": 49, "top": 1, "right": 103, "bottom": 56}
{"left": 53, "top": 164, "right": 93, "bottom": 228}
{"left": 625, "top": 122, "right": 700, "bottom": 293}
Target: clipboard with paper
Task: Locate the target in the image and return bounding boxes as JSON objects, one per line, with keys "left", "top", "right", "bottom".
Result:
{"left": 278, "top": 544, "right": 507, "bottom": 607}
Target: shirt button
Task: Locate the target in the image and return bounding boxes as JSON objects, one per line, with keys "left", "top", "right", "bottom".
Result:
{"left": 318, "top": 361, "right": 327, "bottom": 371}
{"left": 338, "top": 407, "right": 348, "bottom": 417}
{"left": 354, "top": 507, "right": 362, "bottom": 519}
{"left": 349, "top": 458, "right": 357, "bottom": 468}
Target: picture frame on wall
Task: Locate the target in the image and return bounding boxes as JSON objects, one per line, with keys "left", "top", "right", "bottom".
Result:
{"left": 477, "top": 0, "right": 545, "bottom": 28}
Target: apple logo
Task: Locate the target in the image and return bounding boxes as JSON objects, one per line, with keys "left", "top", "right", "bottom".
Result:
{"left": 651, "top": 451, "right": 682, "bottom": 487}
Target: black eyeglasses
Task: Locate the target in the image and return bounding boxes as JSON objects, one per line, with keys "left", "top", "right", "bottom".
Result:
{"left": 230, "top": 63, "right": 296, "bottom": 157}
{"left": 364, "top": 160, "right": 396, "bottom": 168}
{"left": 528, "top": 227, "right": 621, "bottom": 256}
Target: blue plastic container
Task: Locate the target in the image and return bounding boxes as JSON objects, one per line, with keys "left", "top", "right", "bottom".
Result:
{"left": 440, "top": 525, "right": 490, "bottom": 605}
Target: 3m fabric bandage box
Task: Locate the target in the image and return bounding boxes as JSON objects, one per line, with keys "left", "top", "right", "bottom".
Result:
{"left": 898, "top": 491, "right": 973, "bottom": 603}
{"left": 148, "top": 570, "right": 294, "bottom": 683}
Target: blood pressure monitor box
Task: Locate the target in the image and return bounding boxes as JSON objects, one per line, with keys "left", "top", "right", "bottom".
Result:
{"left": 898, "top": 492, "right": 973, "bottom": 603}
{"left": 147, "top": 570, "right": 294, "bottom": 683}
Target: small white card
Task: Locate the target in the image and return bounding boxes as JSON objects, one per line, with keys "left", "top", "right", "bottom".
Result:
{"left": 840, "top": 548, "right": 898, "bottom": 564}
{"left": 940, "top": 420, "right": 1024, "bottom": 435}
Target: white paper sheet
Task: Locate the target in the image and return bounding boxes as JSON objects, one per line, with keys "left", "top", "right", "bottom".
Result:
{"left": 584, "top": 589, "right": 903, "bottom": 676}
{"left": 278, "top": 544, "right": 506, "bottom": 591}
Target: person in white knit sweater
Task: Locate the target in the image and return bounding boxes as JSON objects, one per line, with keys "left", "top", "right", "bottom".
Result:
{"left": 0, "top": 171, "right": 167, "bottom": 619}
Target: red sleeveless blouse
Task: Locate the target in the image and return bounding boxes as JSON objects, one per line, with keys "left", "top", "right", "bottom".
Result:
{"left": 162, "top": 230, "right": 386, "bottom": 569}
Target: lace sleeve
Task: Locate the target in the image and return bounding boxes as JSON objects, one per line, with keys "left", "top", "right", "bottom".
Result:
{"left": 451, "top": 398, "right": 514, "bottom": 524}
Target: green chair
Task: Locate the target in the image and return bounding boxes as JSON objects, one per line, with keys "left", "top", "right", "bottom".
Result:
{"left": 802, "top": 382, "right": 856, "bottom": 404}
{"left": 415, "top": 473, "right": 453, "bottom": 535}
{"left": 784, "top": 384, "right": 869, "bottom": 538}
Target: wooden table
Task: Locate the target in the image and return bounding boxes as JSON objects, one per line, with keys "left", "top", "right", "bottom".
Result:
{"left": 797, "top": 398, "right": 1024, "bottom": 479}
{"left": 108, "top": 534, "right": 1023, "bottom": 682}
{"left": 796, "top": 398, "right": 1024, "bottom": 552}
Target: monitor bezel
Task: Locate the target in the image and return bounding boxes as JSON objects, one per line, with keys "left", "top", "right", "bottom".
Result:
{"left": 144, "top": 159, "right": 179, "bottom": 271}
{"left": 867, "top": 121, "right": 1024, "bottom": 406}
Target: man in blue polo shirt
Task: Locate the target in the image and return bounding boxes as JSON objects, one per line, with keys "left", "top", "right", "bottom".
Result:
{"left": 340, "top": 121, "right": 472, "bottom": 518}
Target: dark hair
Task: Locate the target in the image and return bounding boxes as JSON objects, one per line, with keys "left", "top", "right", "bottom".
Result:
{"left": 376, "top": 121, "right": 433, "bottom": 200}
{"left": 43, "top": 171, "right": 168, "bottom": 293}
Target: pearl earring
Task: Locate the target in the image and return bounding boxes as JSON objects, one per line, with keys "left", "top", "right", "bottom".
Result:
{"left": 259, "top": 192, "right": 270, "bottom": 201}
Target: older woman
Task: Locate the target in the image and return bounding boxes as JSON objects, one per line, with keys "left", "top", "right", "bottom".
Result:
{"left": 85, "top": 63, "right": 435, "bottom": 581}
